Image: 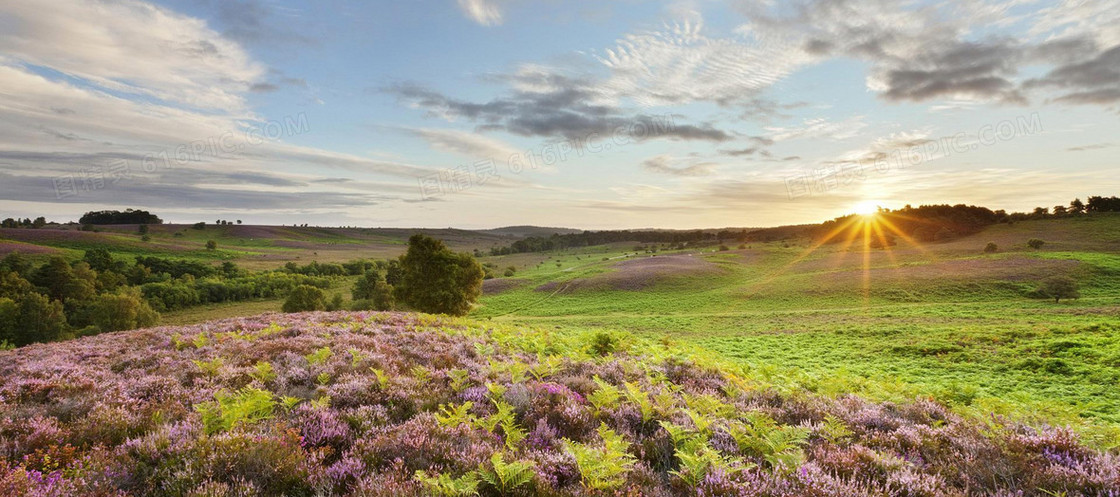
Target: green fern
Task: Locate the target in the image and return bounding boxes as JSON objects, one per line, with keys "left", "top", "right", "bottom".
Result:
{"left": 191, "top": 333, "right": 209, "bottom": 349}
{"left": 436, "top": 402, "right": 475, "bottom": 427}
{"left": 587, "top": 376, "right": 621, "bottom": 412}
{"left": 623, "top": 382, "right": 654, "bottom": 423}
{"left": 414, "top": 470, "right": 480, "bottom": 497}
{"left": 194, "top": 387, "right": 275, "bottom": 435}
{"left": 478, "top": 452, "right": 534, "bottom": 496}
{"left": 347, "top": 348, "right": 366, "bottom": 368}
{"left": 249, "top": 361, "right": 275, "bottom": 383}
{"left": 530, "top": 354, "right": 563, "bottom": 379}
{"left": 309, "top": 395, "right": 331, "bottom": 409}
{"left": 306, "top": 346, "right": 332, "bottom": 366}
{"left": 411, "top": 365, "right": 432, "bottom": 386}
{"left": 192, "top": 357, "right": 223, "bottom": 379}
{"left": 369, "top": 367, "right": 390, "bottom": 390}
{"left": 563, "top": 424, "right": 635, "bottom": 491}
{"left": 670, "top": 442, "right": 747, "bottom": 488}
{"left": 485, "top": 382, "right": 507, "bottom": 400}
{"left": 448, "top": 368, "right": 471, "bottom": 392}
{"left": 280, "top": 396, "right": 302, "bottom": 411}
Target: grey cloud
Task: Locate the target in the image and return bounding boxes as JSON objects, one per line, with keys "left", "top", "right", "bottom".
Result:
{"left": 879, "top": 41, "right": 1027, "bottom": 104}
{"left": 249, "top": 82, "right": 280, "bottom": 93}
{"left": 0, "top": 171, "right": 384, "bottom": 210}
{"left": 641, "top": 156, "right": 716, "bottom": 177}
{"left": 1067, "top": 143, "right": 1113, "bottom": 152}
{"left": 385, "top": 80, "right": 732, "bottom": 142}
{"left": 1025, "top": 45, "right": 1120, "bottom": 105}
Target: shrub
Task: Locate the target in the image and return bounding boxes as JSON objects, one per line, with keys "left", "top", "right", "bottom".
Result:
{"left": 1028, "top": 238, "right": 1045, "bottom": 249}
{"left": 206, "top": 240, "right": 217, "bottom": 251}
{"left": 395, "top": 234, "right": 483, "bottom": 316}
{"left": 282, "top": 285, "right": 327, "bottom": 313}
{"left": 15, "top": 292, "right": 67, "bottom": 345}
{"left": 88, "top": 290, "right": 160, "bottom": 332}
{"left": 984, "top": 242, "right": 998, "bottom": 253}
{"left": 352, "top": 271, "right": 395, "bottom": 311}
{"left": 1037, "top": 276, "right": 1080, "bottom": 303}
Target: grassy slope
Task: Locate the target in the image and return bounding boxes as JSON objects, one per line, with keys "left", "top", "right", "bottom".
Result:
{"left": 474, "top": 214, "right": 1120, "bottom": 424}
{"left": 4, "top": 216, "right": 1119, "bottom": 425}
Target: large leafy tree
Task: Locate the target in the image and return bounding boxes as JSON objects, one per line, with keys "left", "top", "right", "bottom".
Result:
{"left": 395, "top": 234, "right": 483, "bottom": 316}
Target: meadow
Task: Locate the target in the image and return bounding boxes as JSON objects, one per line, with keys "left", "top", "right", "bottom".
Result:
{"left": 3, "top": 214, "right": 1119, "bottom": 436}
{"left": 473, "top": 214, "right": 1120, "bottom": 432}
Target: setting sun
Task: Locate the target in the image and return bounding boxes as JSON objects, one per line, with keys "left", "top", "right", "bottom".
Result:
{"left": 853, "top": 201, "right": 881, "bottom": 216}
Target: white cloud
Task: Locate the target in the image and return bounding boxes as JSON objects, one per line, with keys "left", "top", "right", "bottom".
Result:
{"left": 594, "top": 17, "right": 810, "bottom": 107}
{"left": 456, "top": 0, "right": 507, "bottom": 26}
{"left": 408, "top": 128, "right": 520, "bottom": 161}
{"left": 0, "top": 0, "right": 264, "bottom": 111}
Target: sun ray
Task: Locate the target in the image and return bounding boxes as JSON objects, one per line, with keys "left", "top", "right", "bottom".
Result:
{"left": 742, "top": 215, "right": 864, "bottom": 297}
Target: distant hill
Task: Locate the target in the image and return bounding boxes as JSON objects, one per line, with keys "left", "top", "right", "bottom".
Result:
{"left": 475, "top": 225, "right": 583, "bottom": 238}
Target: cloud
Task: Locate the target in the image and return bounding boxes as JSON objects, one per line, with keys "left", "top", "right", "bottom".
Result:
{"left": 593, "top": 18, "right": 811, "bottom": 107}
{"left": 734, "top": 0, "right": 1117, "bottom": 108}
{"left": 0, "top": 0, "right": 264, "bottom": 111}
{"left": 407, "top": 128, "right": 520, "bottom": 161}
{"left": 196, "top": 0, "right": 315, "bottom": 46}
{"left": 641, "top": 155, "right": 716, "bottom": 177}
{"left": 1067, "top": 143, "right": 1113, "bottom": 152}
{"left": 385, "top": 78, "right": 732, "bottom": 142}
{"left": 1025, "top": 44, "right": 1120, "bottom": 105}
{"left": 456, "top": 0, "right": 508, "bottom": 26}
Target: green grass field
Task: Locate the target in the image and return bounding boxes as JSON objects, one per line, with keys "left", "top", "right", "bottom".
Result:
{"left": 4, "top": 215, "right": 1119, "bottom": 431}
{"left": 473, "top": 214, "right": 1120, "bottom": 427}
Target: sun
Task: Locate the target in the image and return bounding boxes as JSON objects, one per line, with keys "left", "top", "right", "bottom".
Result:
{"left": 852, "top": 201, "right": 881, "bottom": 216}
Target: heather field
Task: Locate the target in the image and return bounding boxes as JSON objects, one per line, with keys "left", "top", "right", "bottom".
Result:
{"left": 1, "top": 312, "right": 1117, "bottom": 496}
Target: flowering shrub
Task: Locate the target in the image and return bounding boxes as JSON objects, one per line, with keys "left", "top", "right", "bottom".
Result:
{"left": 0, "top": 311, "right": 1117, "bottom": 496}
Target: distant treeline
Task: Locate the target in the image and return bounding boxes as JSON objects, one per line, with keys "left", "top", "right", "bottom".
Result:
{"left": 79, "top": 209, "right": 163, "bottom": 225}
{"left": 487, "top": 196, "right": 1120, "bottom": 254}
{"left": 817, "top": 196, "right": 1120, "bottom": 245}
{"left": 0, "top": 251, "right": 397, "bottom": 347}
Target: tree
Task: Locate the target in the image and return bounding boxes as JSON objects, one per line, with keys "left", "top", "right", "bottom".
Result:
{"left": 0, "top": 298, "right": 17, "bottom": 345}
{"left": 1070, "top": 198, "right": 1085, "bottom": 214}
{"left": 15, "top": 293, "right": 67, "bottom": 345}
{"left": 0, "top": 251, "right": 32, "bottom": 277}
{"left": 1028, "top": 238, "right": 1045, "bottom": 249}
{"left": 395, "top": 234, "right": 484, "bottom": 316}
{"left": 138, "top": 224, "right": 149, "bottom": 235}
{"left": 83, "top": 248, "right": 115, "bottom": 272}
{"left": 236, "top": 220, "right": 242, "bottom": 224}
{"left": 32, "top": 217, "right": 46, "bottom": 228}
{"left": 79, "top": 209, "right": 162, "bottom": 225}
{"left": 0, "top": 271, "right": 33, "bottom": 300}
{"left": 88, "top": 290, "right": 160, "bottom": 332}
{"left": 1037, "top": 276, "right": 1080, "bottom": 303}
{"left": 282, "top": 285, "right": 327, "bottom": 313}
{"left": 351, "top": 271, "right": 395, "bottom": 311}
{"left": 984, "top": 242, "right": 998, "bottom": 253}
{"left": 206, "top": 240, "right": 217, "bottom": 251}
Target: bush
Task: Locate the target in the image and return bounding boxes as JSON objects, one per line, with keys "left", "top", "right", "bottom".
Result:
{"left": 984, "top": 242, "right": 998, "bottom": 253}
{"left": 1028, "top": 238, "right": 1045, "bottom": 249}
{"left": 282, "top": 285, "right": 327, "bottom": 313}
{"left": 88, "top": 290, "right": 160, "bottom": 332}
{"left": 1037, "top": 276, "right": 1080, "bottom": 303}
{"left": 206, "top": 240, "right": 217, "bottom": 251}
{"left": 15, "top": 293, "right": 67, "bottom": 345}
{"left": 394, "top": 234, "right": 483, "bottom": 316}
{"left": 352, "top": 271, "right": 394, "bottom": 311}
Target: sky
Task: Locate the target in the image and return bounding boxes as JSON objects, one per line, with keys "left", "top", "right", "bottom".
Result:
{"left": 0, "top": 0, "right": 1117, "bottom": 229}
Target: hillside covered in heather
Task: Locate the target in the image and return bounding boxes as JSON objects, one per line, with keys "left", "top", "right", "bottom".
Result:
{"left": 0, "top": 312, "right": 1117, "bottom": 496}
